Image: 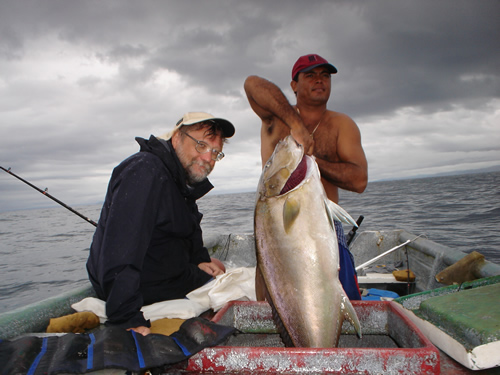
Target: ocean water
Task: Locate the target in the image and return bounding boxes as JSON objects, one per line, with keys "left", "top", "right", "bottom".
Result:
{"left": 0, "top": 171, "right": 499, "bottom": 314}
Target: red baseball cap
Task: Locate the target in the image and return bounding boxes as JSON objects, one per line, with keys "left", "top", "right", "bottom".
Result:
{"left": 291, "top": 54, "right": 337, "bottom": 81}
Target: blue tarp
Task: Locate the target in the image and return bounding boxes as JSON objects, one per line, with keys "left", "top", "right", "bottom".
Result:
{"left": 362, "top": 288, "right": 400, "bottom": 301}
{"left": 0, "top": 317, "right": 235, "bottom": 374}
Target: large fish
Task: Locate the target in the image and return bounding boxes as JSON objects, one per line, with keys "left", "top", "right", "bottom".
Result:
{"left": 254, "top": 135, "right": 362, "bottom": 347}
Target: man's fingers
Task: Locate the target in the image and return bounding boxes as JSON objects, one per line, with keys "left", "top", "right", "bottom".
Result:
{"left": 127, "top": 326, "right": 151, "bottom": 336}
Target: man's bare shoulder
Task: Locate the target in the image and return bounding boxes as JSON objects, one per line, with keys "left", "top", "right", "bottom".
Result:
{"left": 314, "top": 110, "right": 361, "bottom": 161}
{"left": 316, "top": 111, "right": 354, "bottom": 139}
{"left": 325, "top": 110, "right": 357, "bottom": 127}
{"left": 322, "top": 110, "right": 361, "bottom": 140}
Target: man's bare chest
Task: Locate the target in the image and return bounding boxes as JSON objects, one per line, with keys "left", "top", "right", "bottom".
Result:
{"left": 313, "top": 140, "right": 339, "bottom": 162}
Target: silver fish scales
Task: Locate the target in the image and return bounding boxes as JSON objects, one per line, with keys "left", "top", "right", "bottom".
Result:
{"left": 254, "top": 135, "right": 362, "bottom": 347}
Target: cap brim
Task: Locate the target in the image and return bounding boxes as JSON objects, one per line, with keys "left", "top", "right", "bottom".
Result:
{"left": 183, "top": 117, "right": 235, "bottom": 138}
{"left": 210, "top": 118, "right": 235, "bottom": 138}
{"left": 301, "top": 63, "right": 338, "bottom": 75}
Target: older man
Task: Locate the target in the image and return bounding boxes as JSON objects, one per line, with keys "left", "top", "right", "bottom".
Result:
{"left": 87, "top": 112, "right": 235, "bottom": 335}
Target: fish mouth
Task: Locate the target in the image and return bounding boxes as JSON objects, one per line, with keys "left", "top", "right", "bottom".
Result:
{"left": 259, "top": 135, "right": 306, "bottom": 198}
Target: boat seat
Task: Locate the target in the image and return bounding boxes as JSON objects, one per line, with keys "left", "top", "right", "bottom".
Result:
{"left": 418, "top": 283, "right": 500, "bottom": 350}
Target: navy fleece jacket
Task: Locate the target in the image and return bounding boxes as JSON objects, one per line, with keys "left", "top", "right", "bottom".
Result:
{"left": 86, "top": 136, "right": 213, "bottom": 329}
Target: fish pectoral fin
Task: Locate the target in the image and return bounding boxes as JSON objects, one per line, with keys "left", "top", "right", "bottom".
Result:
{"left": 341, "top": 294, "right": 362, "bottom": 339}
{"left": 283, "top": 196, "right": 300, "bottom": 233}
{"left": 325, "top": 199, "right": 357, "bottom": 227}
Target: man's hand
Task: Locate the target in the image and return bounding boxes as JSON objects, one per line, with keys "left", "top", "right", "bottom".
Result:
{"left": 127, "top": 326, "right": 151, "bottom": 336}
{"left": 199, "top": 258, "right": 225, "bottom": 277}
{"left": 291, "top": 126, "right": 314, "bottom": 156}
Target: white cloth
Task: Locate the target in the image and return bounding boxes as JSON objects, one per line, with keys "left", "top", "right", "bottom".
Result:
{"left": 187, "top": 266, "right": 256, "bottom": 311}
{"left": 72, "top": 266, "right": 256, "bottom": 323}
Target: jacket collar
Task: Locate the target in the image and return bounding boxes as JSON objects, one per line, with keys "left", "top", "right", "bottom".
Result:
{"left": 135, "top": 135, "right": 213, "bottom": 200}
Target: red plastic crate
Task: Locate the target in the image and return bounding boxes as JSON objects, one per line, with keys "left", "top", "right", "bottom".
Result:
{"left": 184, "top": 301, "right": 439, "bottom": 374}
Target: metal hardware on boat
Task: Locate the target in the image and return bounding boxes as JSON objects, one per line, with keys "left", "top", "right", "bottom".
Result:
{"left": 355, "top": 238, "right": 419, "bottom": 271}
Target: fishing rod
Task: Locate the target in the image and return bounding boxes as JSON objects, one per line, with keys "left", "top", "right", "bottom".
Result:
{"left": 346, "top": 215, "right": 364, "bottom": 246}
{"left": 355, "top": 235, "right": 424, "bottom": 271}
{"left": 1, "top": 166, "right": 98, "bottom": 227}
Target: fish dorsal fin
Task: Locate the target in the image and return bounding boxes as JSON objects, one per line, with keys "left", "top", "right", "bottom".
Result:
{"left": 325, "top": 198, "right": 357, "bottom": 227}
{"left": 283, "top": 196, "right": 300, "bottom": 234}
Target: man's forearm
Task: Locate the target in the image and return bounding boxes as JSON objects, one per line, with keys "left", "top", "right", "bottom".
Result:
{"left": 244, "top": 75, "right": 301, "bottom": 129}
{"left": 245, "top": 75, "right": 314, "bottom": 154}
{"left": 316, "top": 158, "right": 368, "bottom": 193}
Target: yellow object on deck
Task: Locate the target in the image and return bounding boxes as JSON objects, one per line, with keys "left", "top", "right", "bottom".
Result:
{"left": 47, "top": 311, "right": 186, "bottom": 336}
{"left": 393, "top": 269, "right": 416, "bottom": 282}
{"left": 150, "top": 318, "right": 186, "bottom": 335}
{"left": 46, "top": 311, "right": 100, "bottom": 333}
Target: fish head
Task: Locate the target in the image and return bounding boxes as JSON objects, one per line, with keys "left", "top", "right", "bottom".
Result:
{"left": 258, "top": 136, "right": 304, "bottom": 198}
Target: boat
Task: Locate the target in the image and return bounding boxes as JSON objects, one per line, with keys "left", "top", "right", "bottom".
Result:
{"left": 1, "top": 229, "right": 500, "bottom": 374}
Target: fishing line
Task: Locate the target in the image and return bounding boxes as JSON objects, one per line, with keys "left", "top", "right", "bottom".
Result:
{"left": 220, "top": 234, "right": 231, "bottom": 261}
{"left": 1, "top": 166, "right": 98, "bottom": 227}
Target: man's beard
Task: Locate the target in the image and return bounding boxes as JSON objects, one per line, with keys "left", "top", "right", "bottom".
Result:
{"left": 176, "top": 146, "right": 213, "bottom": 185}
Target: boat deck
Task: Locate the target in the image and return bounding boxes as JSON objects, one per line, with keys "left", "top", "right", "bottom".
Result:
{"left": 2, "top": 230, "right": 500, "bottom": 373}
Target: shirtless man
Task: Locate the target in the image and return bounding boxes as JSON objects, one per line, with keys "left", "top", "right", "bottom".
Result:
{"left": 245, "top": 54, "right": 367, "bottom": 203}
{"left": 244, "top": 54, "right": 368, "bottom": 300}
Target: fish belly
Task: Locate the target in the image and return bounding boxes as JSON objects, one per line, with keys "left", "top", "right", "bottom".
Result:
{"left": 255, "top": 172, "right": 344, "bottom": 347}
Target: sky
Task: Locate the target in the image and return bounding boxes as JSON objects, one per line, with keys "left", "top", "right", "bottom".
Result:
{"left": 1, "top": 0, "right": 499, "bottom": 212}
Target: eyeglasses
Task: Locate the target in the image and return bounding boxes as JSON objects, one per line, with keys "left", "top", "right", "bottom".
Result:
{"left": 180, "top": 131, "right": 225, "bottom": 161}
